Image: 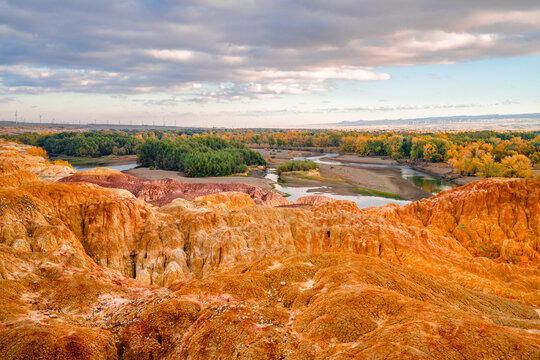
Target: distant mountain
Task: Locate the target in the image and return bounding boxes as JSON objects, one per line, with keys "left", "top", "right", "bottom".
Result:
{"left": 320, "top": 113, "right": 540, "bottom": 130}
{"left": 331, "top": 113, "right": 540, "bottom": 126}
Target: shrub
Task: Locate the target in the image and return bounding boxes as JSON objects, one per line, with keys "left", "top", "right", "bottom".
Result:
{"left": 27, "top": 147, "right": 48, "bottom": 159}
{"left": 52, "top": 159, "right": 73, "bottom": 168}
{"left": 277, "top": 160, "right": 318, "bottom": 174}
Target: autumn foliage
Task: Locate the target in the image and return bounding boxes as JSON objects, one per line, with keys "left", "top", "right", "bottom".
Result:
{"left": 5, "top": 129, "right": 539, "bottom": 178}
{"left": 26, "top": 146, "right": 48, "bottom": 159}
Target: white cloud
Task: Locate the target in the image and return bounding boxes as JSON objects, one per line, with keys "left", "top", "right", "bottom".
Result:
{"left": 1, "top": 0, "right": 539, "bottom": 99}
{"left": 147, "top": 49, "right": 194, "bottom": 62}
{"left": 235, "top": 67, "right": 390, "bottom": 83}
{"left": 457, "top": 10, "right": 540, "bottom": 30}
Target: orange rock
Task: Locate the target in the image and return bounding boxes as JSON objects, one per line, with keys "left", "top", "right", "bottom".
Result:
{"left": 370, "top": 178, "right": 540, "bottom": 265}
{"left": 58, "top": 168, "right": 291, "bottom": 207}
{"left": 1, "top": 143, "right": 539, "bottom": 359}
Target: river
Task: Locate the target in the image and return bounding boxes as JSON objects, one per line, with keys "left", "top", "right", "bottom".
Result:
{"left": 71, "top": 154, "right": 454, "bottom": 209}
{"left": 72, "top": 163, "right": 138, "bottom": 172}
{"left": 264, "top": 153, "right": 456, "bottom": 209}
{"left": 265, "top": 169, "right": 411, "bottom": 208}
{"left": 301, "top": 153, "right": 455, "bottom": 194}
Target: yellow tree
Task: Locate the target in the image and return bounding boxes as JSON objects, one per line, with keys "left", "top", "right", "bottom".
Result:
{"left": 500, "top": 154, "right": 532, "bottom": 178}
{"left": 475, "top": 153, "right": 500, "bottom": 178}
{"left": 423, "top": 143, "right": 437, "bottom": 162}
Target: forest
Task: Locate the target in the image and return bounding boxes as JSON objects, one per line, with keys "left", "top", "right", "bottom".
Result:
{"left": 137, "top": 135, "right": 266, "bottom": 177}
{"left": 221, "top": 129, "right": 540, "bottom": 178}
{"left": 2, "top": 131, "right": 142, "bottom": 157}
{"left": 4, "top": 128, "right": 539, "bottom": 178}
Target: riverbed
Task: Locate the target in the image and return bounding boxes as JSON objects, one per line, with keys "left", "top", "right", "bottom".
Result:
{"left": 300, "top": 153, "right": 456, "bottom": 194}
{"left": 265, "top": 168, "right": 411, "bottom": 208}
{"left": 266, "top": 153, "right": 456, "bottom": 208}
{"left": 68, "top": 153, "right": 457, "bottom": 209}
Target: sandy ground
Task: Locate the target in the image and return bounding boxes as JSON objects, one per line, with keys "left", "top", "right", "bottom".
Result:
{"left": 311, "top": 163, "right": 431, "bottom": 200}
{"left": 453, "top": 176, "right": 482, "bottom": 185}
{"left": 253, "top": 148, "right": 316, "bottom": 166}
{"left": 407, "top": 161, "right": 455, "bottom": 177}
{"left": 124, "top": 167, "right": 274, "bottom": 191}
{"left": 333, "top": 155, "right": 398, "bottom": 165}
{"left": 252, "top": 149, "right": 433, "bottom": 200}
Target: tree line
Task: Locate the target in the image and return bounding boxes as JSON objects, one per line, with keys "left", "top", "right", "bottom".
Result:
{"left": 2, "top": 131, "right": 142, "bottom": 157}
{"left": 221, "top": 130, "right": 539, "bottom": 178}
{"left": 137, "top": 135, "right": 266, "bottom": 177}
{"left": 4, "top": 128, "right": 538, "bottom": 178}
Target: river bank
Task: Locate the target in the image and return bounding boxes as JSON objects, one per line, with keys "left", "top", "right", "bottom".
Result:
{"left": 51, "top": 154, "right": 138, "bottom": 169}
{"left": 124, "top": 167, "right": 273, "bottom": 191}
{"left": 275, "top": 160, "right": 433, "bottom": 201}
{"left": 253, "top": 149, "right": 436, "bottom": 200}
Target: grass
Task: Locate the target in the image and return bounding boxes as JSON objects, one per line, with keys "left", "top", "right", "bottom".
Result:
{"left": 281, "top": 169, "right": 345, "bottom": 183}
{"left": 356, "top": 188, "right": 402, "bottom": 199}
{"left": 287, "top": 171, "right": 324, "bottom": 181}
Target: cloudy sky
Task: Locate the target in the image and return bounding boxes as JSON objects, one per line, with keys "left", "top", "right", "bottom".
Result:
{"left": 1, "top": 0, "right": 539, "bottom": 127}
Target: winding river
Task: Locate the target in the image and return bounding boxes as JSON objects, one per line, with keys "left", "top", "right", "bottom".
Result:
{"left": 265, "top": 153, "right": 456, "bottom": 209}
{"left": 71, "top": 154, "right": 455, "bottom": 209}
{"left": 301, "top": 153, "right": 455, "bottom": 193}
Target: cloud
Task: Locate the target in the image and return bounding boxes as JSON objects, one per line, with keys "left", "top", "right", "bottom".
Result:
{"left": 0, "top": 1, "right": 539, "bottom": 99}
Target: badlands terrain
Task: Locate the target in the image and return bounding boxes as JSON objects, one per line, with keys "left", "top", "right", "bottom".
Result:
{"left": 0, "top": 140, "right": 539, "bottom": 359}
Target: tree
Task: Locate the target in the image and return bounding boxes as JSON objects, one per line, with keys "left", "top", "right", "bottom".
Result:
{"left": 500, "top": 154, "right": 532, "bottom": 178}
{"left": 423, "top": 144, "right": 437, "bottom": 162}
{"left": 384, "top": 135, "right": 404, "bottom": 159}
{"left": 410, "top": 138, "right": 426, "bottom": 160}
{"left": 475, "top": 153, "right": 500, "bottom": 178}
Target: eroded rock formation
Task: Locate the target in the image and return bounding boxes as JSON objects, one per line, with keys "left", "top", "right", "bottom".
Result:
{"left": 58, "top": 167, "right": 292, "bottom": 207}
{"left": 1, "top": 141, "right": 539, "bottom": 359}
{"left": 0, "top": 141, "right": 76, "bottom": 182}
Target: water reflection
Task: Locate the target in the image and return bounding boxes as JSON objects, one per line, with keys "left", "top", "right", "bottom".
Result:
{"left": 294, "top": 153, "right": 455, "bottom": 195}
{"left": 73, "top": 163, "right": 138, "bottom": 172}
{"left": 400, "top": 168, "right": 455, "bottom": 193}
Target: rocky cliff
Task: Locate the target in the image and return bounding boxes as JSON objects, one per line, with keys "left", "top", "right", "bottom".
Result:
{"left": 1, "top": 141, "right": 539, "bottom": 359}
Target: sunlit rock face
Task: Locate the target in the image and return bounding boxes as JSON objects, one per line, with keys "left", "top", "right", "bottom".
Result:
{"left": 369, "top": 178, "right": 540, "bottom": 265}
{"left": 1, "top": 141, "right": 539, "bottom": 359}
{"left": 0, "top": 141, "right": 76, "bottom": 183}
{"left": 58, "top": 168, "right": 292, "bottom": 206}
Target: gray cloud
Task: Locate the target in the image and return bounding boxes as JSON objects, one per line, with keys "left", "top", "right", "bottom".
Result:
{"left": 1, "top": 0, "right": 539, "bottom": 98}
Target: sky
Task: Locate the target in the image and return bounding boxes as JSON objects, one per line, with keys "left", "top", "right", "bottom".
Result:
{"left": 0, "top": 0, "right": 539, "bottom": 128}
